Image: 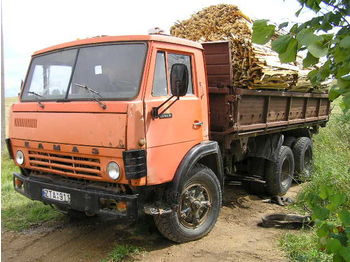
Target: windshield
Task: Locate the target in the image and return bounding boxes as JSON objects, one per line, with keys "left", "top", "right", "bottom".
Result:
{"left": 22, "top": 43, "right": 147, "bottom": 101}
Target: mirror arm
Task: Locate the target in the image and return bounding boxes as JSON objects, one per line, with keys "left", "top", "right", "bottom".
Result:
{"left": 158, "top": 96, "right": 179, "bottom": 115}
{"left": 151, "top": 95, "right": 179, "bottom": 119}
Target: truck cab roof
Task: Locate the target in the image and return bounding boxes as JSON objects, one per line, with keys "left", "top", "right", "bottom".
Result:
{"left": 33, "top": 35, "right": 203, "bottom": 56}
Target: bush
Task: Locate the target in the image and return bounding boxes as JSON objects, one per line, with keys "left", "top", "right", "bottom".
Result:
{"left": 282, "top": 106, "right": 350, "bottom": 261}
{"left": 305, "top": 184, "right": 350, "bottom": 261}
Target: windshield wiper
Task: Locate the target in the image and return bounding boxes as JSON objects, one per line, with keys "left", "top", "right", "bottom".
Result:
{"left": 73, "top": 83, "right": 107, "bottom": 109}
{"left": 28, "top": 91, "right": 45, "bottom": 108}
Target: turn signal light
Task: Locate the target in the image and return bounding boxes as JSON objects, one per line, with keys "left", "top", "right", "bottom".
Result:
{"left": 15, "top": 178, "right": 23, "bottom": 189}
{"left": 116, "top": 201, "right": 127, "bottom": 212}
{"left": 99, "top": 198, "right": 127, "bottom": 213}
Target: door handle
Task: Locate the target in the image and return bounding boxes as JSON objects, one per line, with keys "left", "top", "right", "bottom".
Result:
{"left": 193, "top": 121, "right": 203, "bottom": 127}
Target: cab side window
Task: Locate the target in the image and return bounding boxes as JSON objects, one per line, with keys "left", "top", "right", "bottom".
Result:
{"left": 152, "top": 52, "right": 168, "bottom": 97}
{"left": 168, "top": 53, "right": 193, "bottom": 95}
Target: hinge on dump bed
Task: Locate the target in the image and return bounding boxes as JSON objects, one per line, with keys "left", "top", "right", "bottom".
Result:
{"left": 227, "top": 95, "right": 241, "bottom": 102}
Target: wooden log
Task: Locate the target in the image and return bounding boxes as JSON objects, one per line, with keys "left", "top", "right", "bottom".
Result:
{"left": 170, "top": 4, "right": 322, "bottom": 92}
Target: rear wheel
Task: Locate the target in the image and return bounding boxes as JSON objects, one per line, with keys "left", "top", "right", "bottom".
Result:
{"left": 293, "top": 137, "right": 313, "bottom": 180}
{"left": 283, "top": 136, "right": 296, "bottom": 149}
{"left": 154, "top": 164, "right": 222, "bottom": 243}
{"left": 265, "top": 146, "right": 295, "bottom": 196}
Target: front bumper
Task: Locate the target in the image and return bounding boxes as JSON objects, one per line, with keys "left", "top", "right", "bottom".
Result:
{"left": 13, "top": 172, "right": 138, "bottom": 220}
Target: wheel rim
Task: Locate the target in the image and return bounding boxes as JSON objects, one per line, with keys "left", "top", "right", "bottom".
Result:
{"left": 178, "top": 183, "right": 212, "bottom": 229}
{"left": 281, "top": 157, "right": 291, "bottom": 188}
{"left": 303, "top": 146, "right": 312, "bottom": 177}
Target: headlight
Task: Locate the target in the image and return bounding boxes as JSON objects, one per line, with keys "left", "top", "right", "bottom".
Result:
{"left": 107, "top": 162, "right": 120, "bottom": 180}
{"left": 15, "top": 150, "right": 25, "bottom": 165}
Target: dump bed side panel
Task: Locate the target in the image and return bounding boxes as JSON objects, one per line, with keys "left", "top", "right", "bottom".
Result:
{"left": 209, "top": 87, "right": 330, "bottom": 140}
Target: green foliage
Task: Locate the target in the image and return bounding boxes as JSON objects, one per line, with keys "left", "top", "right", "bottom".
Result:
{"left": 303, "top": 52, "right": 319, "bottom": 67}
{"left": 279, "top": 38, "right": 299, "bottom": 63}
{"left": 272, "top": 35, "right": 299, "bottom": 62}
{"left": 306, "top": 184, "right": 350, "bottom": 262}
{"left": 281, "top": 105, "right": 350, "bottom": 261}
{"left": 272, "top": 35, "right": 293, "bottom": 53}
{"left": 252, "top": 0, "right": 350, "bottom": 111}
{"left": 1, "top": 154, "right": 62, "bottom": 230}
{"left": 340, "top": 36, "right": 350, "bottom": 49}
{"left": 100, "top": 244, "right": 141, "bottom": 262}
{"left": 252, "top": 20, "right": 275, "bottom": 44}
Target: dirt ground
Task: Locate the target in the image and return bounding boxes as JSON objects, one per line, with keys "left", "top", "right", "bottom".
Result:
{"left": 1, "top": 184, "right": 302, "bottom": 262}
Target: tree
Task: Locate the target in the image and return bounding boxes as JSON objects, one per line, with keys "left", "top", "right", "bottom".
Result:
{"left": 252, "top": 0, "right": 350, "bottom": 111}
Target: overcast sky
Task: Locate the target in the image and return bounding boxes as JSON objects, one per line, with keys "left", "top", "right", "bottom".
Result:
{"left": 2, "top": 0, "right": 314, "bottom": 97}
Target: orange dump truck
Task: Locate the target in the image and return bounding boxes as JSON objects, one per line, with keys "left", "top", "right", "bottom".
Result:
{"left": 7, "top": 35, "right": 330, "bottom": 242}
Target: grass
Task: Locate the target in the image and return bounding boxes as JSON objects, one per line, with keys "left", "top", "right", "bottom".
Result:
{"left": 100, "top": 244, "right": 141, "bottom": 262}
{"left": 2, "top": 97, "right": 62, "bottom": 230}
{"left": 280, "top": 101, "right": 350, "bottom": 261}
{"left": 280, "top": 232, "right": 332, "bottom": 262}
{"left": 1, "top": 154, "right": 62, "bottom": 231}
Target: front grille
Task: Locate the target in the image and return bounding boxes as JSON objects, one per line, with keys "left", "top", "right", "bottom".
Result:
{"left": 15, "top": 118, "right": 37, "bottom": 128}
{"left": 28, "top": 150, "right": 101, "bottom": 178}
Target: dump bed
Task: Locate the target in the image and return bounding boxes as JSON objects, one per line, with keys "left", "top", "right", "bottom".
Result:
{"left": 202, "top": 41, "right": 331, "bottom": 141}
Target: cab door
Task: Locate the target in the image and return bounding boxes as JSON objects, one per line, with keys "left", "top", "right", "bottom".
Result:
{"left": 144, "top": 46, "right": 205, "bottom": 184}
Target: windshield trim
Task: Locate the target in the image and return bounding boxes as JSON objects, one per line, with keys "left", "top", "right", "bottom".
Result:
{"left": 20, "top": 41, "right": 148, "bottom": 102}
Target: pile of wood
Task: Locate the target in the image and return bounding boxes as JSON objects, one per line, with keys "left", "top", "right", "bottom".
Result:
{"left": 170, "top": 4, "right": 317, "bottom": 92}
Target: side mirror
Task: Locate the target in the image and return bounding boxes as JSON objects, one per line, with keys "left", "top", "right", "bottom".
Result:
{"left": 151, "top": 64, "right": 189, "bottom": 119}
{"left": 170, "top": 63, "right": 189, "bottom": 97}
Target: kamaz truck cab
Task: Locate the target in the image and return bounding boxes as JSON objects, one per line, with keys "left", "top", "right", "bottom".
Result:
{"left": 7, "top": 35, "right": 222, "bottom": 243}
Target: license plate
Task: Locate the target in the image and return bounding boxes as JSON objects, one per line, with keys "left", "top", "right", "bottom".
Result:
{"left": 42, "top": 189, "right": 71, "bottom": 203}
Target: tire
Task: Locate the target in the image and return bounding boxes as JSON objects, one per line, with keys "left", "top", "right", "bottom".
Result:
{"left": 154, "top": 164, "right": 222, "bottom": 243}
{"left": 293, "top": 137, "right": 313, "bottom": 180}
{"left": 283, "top": 136, "right": 296, "bottom": 149}
{"left": 265, "top": 146, "right": 295, "bottom": 196}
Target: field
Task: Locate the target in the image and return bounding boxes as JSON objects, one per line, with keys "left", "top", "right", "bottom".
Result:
{"left": 2, "top": 97, "right": 349, "bottom": 262}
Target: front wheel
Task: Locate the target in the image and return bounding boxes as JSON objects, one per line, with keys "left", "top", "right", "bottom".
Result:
{"left": 154, "top": 164, "right": 222, "bottom": 243}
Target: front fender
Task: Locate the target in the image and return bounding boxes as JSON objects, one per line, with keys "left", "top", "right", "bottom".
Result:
{"left": 168, "top": 141, "right": 224, "bottom": 204}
